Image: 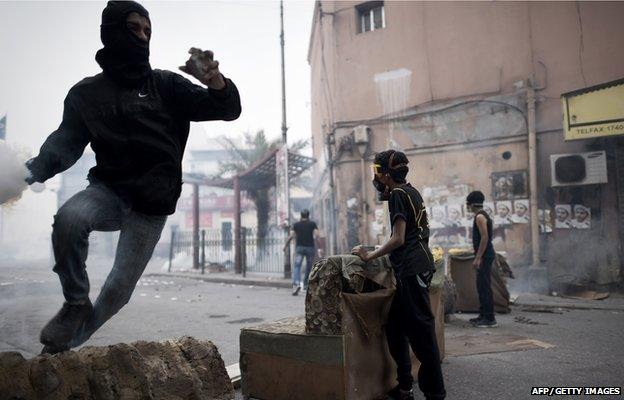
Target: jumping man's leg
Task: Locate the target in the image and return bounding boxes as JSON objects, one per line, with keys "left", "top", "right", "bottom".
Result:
{"left": 70, "top": 210, "right": 166, "bottom": 347}
{"left": 51, "top": 185, "right": 124, "bottom": 305}
{"left": 41, "top": 184, "right": 124, "bottom": 348}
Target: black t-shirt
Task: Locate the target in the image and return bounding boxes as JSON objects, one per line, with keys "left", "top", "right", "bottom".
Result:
{"left": 388, "top": 184, "right": 435, "bottom": 277}
{"left": 293, "top": 220, "right": 318, "bottom": 247}
{"left": 473, "top": 210, "right": 495, "bottom": 259}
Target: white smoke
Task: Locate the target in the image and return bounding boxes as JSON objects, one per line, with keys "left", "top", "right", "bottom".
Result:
{"left": 0, "top": 140, "right": 30, "bottom": 205}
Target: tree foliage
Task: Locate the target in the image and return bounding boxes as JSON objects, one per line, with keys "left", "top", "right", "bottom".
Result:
{"left": 216, "top": 130, "right": 309, "bottom": 247}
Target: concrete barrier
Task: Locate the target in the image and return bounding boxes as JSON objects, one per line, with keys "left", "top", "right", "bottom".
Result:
{"left": 0, "top": 336, "right": 234, "bottom": 400}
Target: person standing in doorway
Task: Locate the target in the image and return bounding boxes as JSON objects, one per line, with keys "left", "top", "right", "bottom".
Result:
{"left": 466, "top": 191, "right": 498, "bottom": 328}
{"left": 284, "top": 209, "right": 319, "bottom": 295}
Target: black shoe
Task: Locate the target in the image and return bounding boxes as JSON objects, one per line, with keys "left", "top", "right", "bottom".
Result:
{"left": 40, "top": 300, "right": 93, "bottom": 347}
{"left": 40, "top": 344, "right": 70, "bottom": 355}
{"left": 292, "top": 286, "right": 301, "bottom": 296}
{"left": 387, "top": 385, "right": 415, "bottom": 400}
{"left": 469, "top": 315, "right": 483, "bottom": 324}
{"left": 474, "top": 318, "right": 497, "bottom": 328}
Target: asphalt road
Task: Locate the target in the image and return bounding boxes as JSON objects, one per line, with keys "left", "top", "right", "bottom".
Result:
{"left": 1, "top": 257, "right": 622, "bottom": 399}
{"left": 235, "top": 306, "right": 624, "bottom": 399}
{"left": 0, "top": 256, "right": 304, "bottom": 365}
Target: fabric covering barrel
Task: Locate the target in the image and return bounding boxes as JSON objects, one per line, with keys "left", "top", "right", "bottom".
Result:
{"left": 305, "top": 255, "right": 396, "bottom": 335}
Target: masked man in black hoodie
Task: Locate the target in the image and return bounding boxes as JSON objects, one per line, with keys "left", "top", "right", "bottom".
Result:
{"left": 25, "top": 1, "right": 241, "bottom": 354}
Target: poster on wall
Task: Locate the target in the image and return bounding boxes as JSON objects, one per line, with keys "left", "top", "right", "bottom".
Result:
{"left": 429, "top": 206, "right": 447, "bottom": 229}
{"left": 538, "top": 209, "right": 553, "bottom": 233}
{"left": 512, "top": 200, "right": 530, "bottom": 223}
{"left": 491, "top": 170, "right": 528, "bottom": 200}
{"left": 494, "top": 201, "right": 513, "bottom": 226}
{"left": 422, "top": 184, "right": 471, "bottom": 206}
{"left": 371, "top": 208, "right": 387, "bottom": 238}
{"left": 483, "top": 202, "right": 495, "bottom": 220}
{"left": 554, "top": 204, "right": 573, "bottom": 229}
{"left": 446, "top": 204, "right": 463, "bottom": 227}
{"left": 462, "top": 204, "right": 475, "bottom": 227}
{"left": 571, "top": 205, "right": 591, "bottom": 229}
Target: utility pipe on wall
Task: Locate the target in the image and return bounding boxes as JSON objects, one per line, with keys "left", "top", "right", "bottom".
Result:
{"left": 360, "top": 156, "right": 369, "bottom": 245}
{"left": 527, "top": 86, "right": 540, "bottom": 267}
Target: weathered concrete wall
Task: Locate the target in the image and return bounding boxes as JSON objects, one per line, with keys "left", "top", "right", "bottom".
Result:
{"left": 0, "top": 337, "right": 233, "bottom": 400}
{"left": 310, "top": 1, "right": 624, "bottom": 135}
{"left": 309, "top": 1, "right": 624, "bottom": 284}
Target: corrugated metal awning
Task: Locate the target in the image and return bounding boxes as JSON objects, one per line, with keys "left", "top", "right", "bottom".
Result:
{"left": 183, "top": 149, "right": 315, "bottom": 191}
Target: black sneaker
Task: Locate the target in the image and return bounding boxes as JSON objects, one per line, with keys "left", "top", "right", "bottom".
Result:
{"left": 40, "top": 300, "right": 93, "bottom": 347}
{"left": 474, "top": 318, "right": 497, "bottom": 328}
{"left": 292, "top": 286, "right": 301, "bottom": 296}
{"left": 387, "top": 385, "right": 415, "bottom": 400}
{"left": 469, "top": 315, "right": 483, "bottom": 324}
{"left": 40, "top": 344, "right": 70, "bottom": 355}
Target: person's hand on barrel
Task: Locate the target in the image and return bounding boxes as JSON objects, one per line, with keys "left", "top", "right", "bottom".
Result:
{"left": 179, "top": 48, "right": 226, "bottom": 90}
{"left": 351, "top": 245, "right": 370, "bottom": 262}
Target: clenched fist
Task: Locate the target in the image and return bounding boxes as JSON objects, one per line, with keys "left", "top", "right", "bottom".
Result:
{"left": 179, "top": 47, "right": 226, "bottom": 90}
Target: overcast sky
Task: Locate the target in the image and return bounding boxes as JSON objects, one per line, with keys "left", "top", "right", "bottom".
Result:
{"left": 0, "top": 0, "right": 314, "bottom": 256}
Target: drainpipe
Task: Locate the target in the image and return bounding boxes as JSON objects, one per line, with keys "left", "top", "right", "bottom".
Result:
{"left": 527, "top": 86, "right": 540, "bottom": 267}
{"left": 360, "top": 156, "right": 369, "bottom": 245}
{"left": 326, "top": 131, "right": 338, "bottom": 255}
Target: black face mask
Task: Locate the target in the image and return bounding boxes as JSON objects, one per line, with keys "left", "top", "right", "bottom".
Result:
{"left": 95, "top": 1, "right": 151, "bottom": 89}
{"left": 373, "top": 177, "right": 391, "bottom": 201}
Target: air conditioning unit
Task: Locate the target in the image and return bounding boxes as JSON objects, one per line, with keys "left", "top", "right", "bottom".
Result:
{"left": 550, "top": 151, "right": 607, "bottom": 187}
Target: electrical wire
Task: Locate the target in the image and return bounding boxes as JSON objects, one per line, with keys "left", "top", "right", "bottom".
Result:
{"left": 334, "top": 99, "right": 529, "bottom": 133}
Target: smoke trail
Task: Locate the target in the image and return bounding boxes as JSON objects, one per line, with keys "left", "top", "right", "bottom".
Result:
{"left": 0, "top": 140, "right": 30, "bottom": 205}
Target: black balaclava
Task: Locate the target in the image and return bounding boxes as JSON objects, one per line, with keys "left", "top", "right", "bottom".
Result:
{"left": 373, "top": 150, "right": 409, "bottom": 201}
{"left": 95, "top": 1, "right": 151, "bottom": 88}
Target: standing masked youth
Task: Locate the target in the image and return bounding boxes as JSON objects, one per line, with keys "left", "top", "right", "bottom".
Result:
{"left": 353, "top": 150, "right": 446, "bottom": 400}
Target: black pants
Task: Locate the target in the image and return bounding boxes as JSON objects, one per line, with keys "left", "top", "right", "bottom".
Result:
{"left": 386, "top": 274, "right": 446, "bottom": 400}
{"left": 476, "top": 257, "right": 495, "bottom": 321}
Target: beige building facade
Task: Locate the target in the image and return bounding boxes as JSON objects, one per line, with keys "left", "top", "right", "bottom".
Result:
{"left": 308, "top": 1, "right": 624, "bottom": 288}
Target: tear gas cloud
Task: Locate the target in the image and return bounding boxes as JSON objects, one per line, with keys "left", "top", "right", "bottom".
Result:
{"left": 0, "top": 140, "right": 30, "bottom": 205}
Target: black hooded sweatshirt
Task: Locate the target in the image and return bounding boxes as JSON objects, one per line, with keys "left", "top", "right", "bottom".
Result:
{"left": 27, "top": 1, "right": 241, "bottom": 215}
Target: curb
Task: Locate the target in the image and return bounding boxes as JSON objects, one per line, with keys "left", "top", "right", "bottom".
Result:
{"left": 512, "top": 301, "right": 624, "bottom": 312}
{"left": 145, "top": 272, "right": 292, "bottom": 289}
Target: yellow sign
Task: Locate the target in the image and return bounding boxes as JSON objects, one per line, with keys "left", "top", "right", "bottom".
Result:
{"left": 562, "top": 78, "right": 624, "bottom": 141}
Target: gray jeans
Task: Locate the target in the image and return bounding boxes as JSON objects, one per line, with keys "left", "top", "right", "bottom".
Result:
{"left": 49, "top": 183, "right": 166, "bottom": 347}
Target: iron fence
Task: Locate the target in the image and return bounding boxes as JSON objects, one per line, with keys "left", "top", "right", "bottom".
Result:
{"left": 167, "top": 226, "right": 287, "bottom": 275}
{"left": 242, "top": 227, "right": 287, "bottom": 274}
